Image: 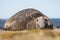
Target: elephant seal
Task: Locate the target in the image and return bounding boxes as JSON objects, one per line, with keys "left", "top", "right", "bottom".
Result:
{"left": 2, "top": 8, "right": 53, "bottom": 31}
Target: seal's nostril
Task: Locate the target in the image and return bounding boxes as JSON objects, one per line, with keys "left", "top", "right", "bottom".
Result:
{"left": 44, "top": 19, "right": 48, "bottom": 28}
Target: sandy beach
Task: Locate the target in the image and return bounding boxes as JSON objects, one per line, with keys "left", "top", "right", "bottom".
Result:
{"left": 0, "top": 29, "right": 60, "bottom": 40}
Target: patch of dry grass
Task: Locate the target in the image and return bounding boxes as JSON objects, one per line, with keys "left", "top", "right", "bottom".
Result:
{"left": 0, "top": 29, "right": 60, "bottom": 40}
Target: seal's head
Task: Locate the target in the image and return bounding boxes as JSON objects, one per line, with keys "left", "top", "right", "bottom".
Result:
{"left": 35, "top": 16, "right": 53, "bottom": 29}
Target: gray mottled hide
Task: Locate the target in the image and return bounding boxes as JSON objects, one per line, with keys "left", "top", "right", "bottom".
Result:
{"left": 2, "top": 8, "right": 53, "bottom": 31}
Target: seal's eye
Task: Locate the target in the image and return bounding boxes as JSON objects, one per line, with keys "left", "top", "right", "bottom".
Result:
{"left": 44, "top": 19, "right": 47, "bottom": 21}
